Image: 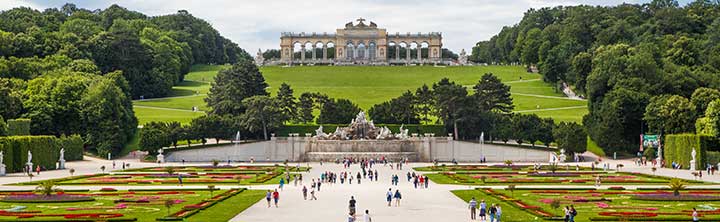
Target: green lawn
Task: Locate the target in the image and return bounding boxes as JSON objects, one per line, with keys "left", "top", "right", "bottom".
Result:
{"left": 0, "top": 189, "right": 262, "bottom": 222}
{"left": 455, "top": 188, "right": 720, "bottom": 221}
{"left": 134, "top": 106, "right": 205, "bottom": 125}
{"left": 133, "top": 65, "right": 588, "bottom": 124}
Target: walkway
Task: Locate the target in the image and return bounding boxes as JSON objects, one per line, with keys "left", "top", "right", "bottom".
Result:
{"left": 231, "top": 162, "right": 468, "bottom": 222}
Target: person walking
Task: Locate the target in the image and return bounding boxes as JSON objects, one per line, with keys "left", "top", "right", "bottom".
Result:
{"left": 393, "top": 190, "right": 402, "bottom": 207}
{"left": 569, "top": 205, "right": 577, "bottom": 222}
{"left": 294, "top": 175, "right": 298, "bottom": 186}
{"left": 374, "top": 170, "right": 378, "bottom": 181}
{"left": 349, "top": 196, "right": 357, "bottom": 217}
{"left": 386, "top": 188, "right": 393, "bottom": 206}
{"left": 272, "top": 189, "right": 280, "bottom": 208}
{"left": 469, "top": 197, "right": 477, "bottom": 220}
{"left": 479, "top": 200, "right": 487, "bottom": 221}
{"left": 363, "top": 209, "right": 372, "bottom": 222}
{"left": 424, "top": 175, "right": 429, "bottom": 188}
{"left": 564, "top": 206, "right": 570, "bottom": 222}
{"left": 489, "top": 204, "right": 497, "bottom": 222}
{"left": 265, "top": 190, "right": 272, "bottom": 208}
{"left": 347, "top": 212, "right": 355, "bottom": 222}
{"left": 357, "top": 172, "right": 362, "bottom": 184}
{"left": 279, "top": 178, "right": 285, "bottom": 191}
{"left": 496, "top": 205, "right": 502, "bottom": 222}
{"left": 310, "top": 188, "right": 317, "bottom": 200}
{"left": 302, "top": 186, "right": 308, "bottom": 200}
{"left": 177, "top": 174, "right": 183, "bottom": 187}
{"left": 317, "top": 179, "right": 322, "bottom": 191}
{"left": 693, "top": 208, "right": 699, "bottom": 222}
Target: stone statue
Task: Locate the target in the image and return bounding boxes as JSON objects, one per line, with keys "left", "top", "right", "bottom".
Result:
{"left": 458, "top": 49, "right": 468, "bottom": 65}
{"left": 691, "top": 148, "right": 697, "bottom": 161}
{"left": 158, "top": 149, "right": 163, "bottom": 155}
{"left": 59, "top": 148, "right": 65, "bottom": 161}
{"left": 58, "top": 148, "right": 66, "bottom": 169}
{"left": 690, "top": 148, "right": 697, "bottom": 171}
{"left": 156, "top": 149, "right": 165, "bottom": 164}
{"left": 27, "top": 150, "right": 32, "bottom": 163}
{"left": 395, "top": 124, "right": 409, "bottom": 139}
{"left": 0, "top": 151, "right": 4, "bottom": 176}
{"left": 254, "top": 48, "right": 265, "bottom": 66}
{"left": 314, "top": 125, "right": 328, "bottom": 139}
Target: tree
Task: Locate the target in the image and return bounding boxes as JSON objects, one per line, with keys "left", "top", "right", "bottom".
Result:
{"left": 297, "top": 92, "right": 315, "bottom": 123}
{"left": 691, "top": 88, "right": 720, "bottom": 117}
{"left": 703, "top": 99, "right": 720, "bottom": 138}
{"left": 432, "top": 78, "right": 468, "bottom": 135}
{"left": 511, "top": 114, "right": 542, "bottom": 145}
{"left": 538, "top": 118, "right": 555, "bottom": 147}
{"left": 643, "top": 95, "right": 696, "bottom": 134}
{"left": 318, "top": 98, "right": 361, "bottom": 124}
{"left": 139, "top": 122, "right": 170, "bottom": 155}
{"left": 369, "top": 91, "right": 419, "bottom": 124}
{"left": 23, "top": 73, "right": 92, "bottom": 136}
{"left": 0, "top": 78, "right": 25, "bottom": 119}
{"left": 276, "top": 83, "right": 297, "bottom": 122}
{"left": 191, "top": 115, "right": 234, "bottom": 144}
{"left": 240, "top": 96, "right": 287, "bottom": 140}
{"left": 585, "top": 88, "right": 649, "bottom": 153}
{"left": 472, "top": 73, "right": 514, "bottom": 113}
{"left": 206, "top": 60, "right": 268, "bottom": 115}
{"left": 491, "top": 114, "right": 512, "bottom": 143}
{"left": 81, "top": 76, "right": 137, "bottom": 156}
{"left": 0, "top": 115, "right": 6, "bottom": 136}
{"left": 414, "top": 84, "right": 434, "bottom": 124}
{"left": 165, "top": 121, "right": 183, "bottom": 148}
{"left": 568, "top": 52, "right": 591, "bottom": 95}
{"left": 553, "top": 122, "right": 587, "bottom": 156}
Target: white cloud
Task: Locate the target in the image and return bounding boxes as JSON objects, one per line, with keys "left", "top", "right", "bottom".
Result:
{"left": 2, "top": 0, "right": 651, "bottom": 53}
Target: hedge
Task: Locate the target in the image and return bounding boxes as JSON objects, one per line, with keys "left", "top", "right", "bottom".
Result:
{"left": 6, "top": 119, "right": 30, "bottom": 136}
{"left": 664, "top": 134, "right": 720, "bottom": 170}
{"left": 276, "top": 124, "right": 446, "bottom": 137}
{"left": 0, "top": 136, "right": 60, "bottom": 173}
{"left": 58, "top": 134, "right": 84, "bottom": 161}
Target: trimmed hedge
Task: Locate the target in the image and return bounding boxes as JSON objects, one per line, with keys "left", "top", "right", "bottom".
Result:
{"left": 276, "top": 124, "right": 446, "bottom": 137}
{"left": 664, "top": 134, "right": 720, "bottom": 169}
{"left": 0, "top": 136, "right": 60, "bottom": 173}
{"left": 6, "top": 119, "right": 30, "bottom": 136}
{"left": 58, "top": 134, "right": 84, "bottom": 161}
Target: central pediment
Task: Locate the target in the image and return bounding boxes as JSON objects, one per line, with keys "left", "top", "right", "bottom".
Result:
{"left": 345, "top": 17, "right": 378, "bottom": 30}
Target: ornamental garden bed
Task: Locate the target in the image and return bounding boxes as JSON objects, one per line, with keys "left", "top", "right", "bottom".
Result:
{"left": 452, "top": 188, "right": 720, "bottom": 221}
{"left": 120, "top": 165, "right": 310, "bottom": 173}
{"left": 15, "top": 170, "right": 294, "bottom": 186}
{"left": 0, "top": 188, "right": 264, "bottom": 221}
{"left": 414, "top": 164, "right": 599, "bottom": 172}
{"left": 426, "top": 171, "right": 705, "bottom": 185}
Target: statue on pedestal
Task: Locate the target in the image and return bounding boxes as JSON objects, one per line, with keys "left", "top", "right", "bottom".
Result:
{"left": 690, "top": 148, "right": 697, "bottom": 171}
{"left": 254, "top": 48, "right": 265, "bottom": 66}
{"left": 0, "top": 151, "right": 5, "bottom": 176}
{"left": 458, "top": 49, "right": 468, "bottom": 65}
{"left": 558, "top": 149, "right": 567, "bottom": 163}
{"left": 157, "top": 149, "right": 165, "bottom": 164}
{"left": 26, "top": 150, "right": 33, "bottom": 172}
{"left": 58, "top": 148, "right": 66, "bottom": 169}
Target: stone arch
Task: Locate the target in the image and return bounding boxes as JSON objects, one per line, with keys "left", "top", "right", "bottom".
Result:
{"left": 388, "top": 41, "right": 397, "bottom": 60}
{"left": 293, "top": 42, "right": 303, "bottom": 60}
{"left": 368, "top": 42, "right": 377, "bottom": 60}
{"left": 326, "top": 42, "right": 336, "bottom": 59}
{"left": 398, "top": 42, "right": 408, "bottom": 60}
{"left": 409, "top": 42, "right": 419, "bottom": 60}
{"left": 345, "top": 42, "right": 355, "bottom": 60}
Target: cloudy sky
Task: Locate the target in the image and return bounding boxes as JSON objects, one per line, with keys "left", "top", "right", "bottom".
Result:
{"left": 1, "top": 0, "right": 696, "bottom": 52}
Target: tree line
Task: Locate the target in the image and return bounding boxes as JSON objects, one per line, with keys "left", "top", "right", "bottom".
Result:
{"left": 472, "top": 0, "right": 720, "bottom": 153}
{"left": 141, "top": 59, "right": 586, "bottom": 156}
{"left": 0, "top": 4, "right": 248, "bottom": 157}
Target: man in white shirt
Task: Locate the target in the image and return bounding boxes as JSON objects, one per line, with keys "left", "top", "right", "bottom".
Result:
{"left": 364, "top": 209, "right": 372, "bottom": 222}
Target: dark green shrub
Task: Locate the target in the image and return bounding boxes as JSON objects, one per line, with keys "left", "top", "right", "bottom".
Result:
{"left": 57, "top": 135, "right": 84, "bottom": 161}
{"left": 664, "top": 134, "right": 720, "bottom": 169}
{"left": 6, "top": 119, "right": 30, "bottom": 136}
{"left": 0, "top": 136, "right": 60, "bottom": 173}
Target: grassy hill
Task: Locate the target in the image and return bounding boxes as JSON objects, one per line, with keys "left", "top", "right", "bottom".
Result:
{"left": 133, "top": 65, "right": 587, "bottom": 124}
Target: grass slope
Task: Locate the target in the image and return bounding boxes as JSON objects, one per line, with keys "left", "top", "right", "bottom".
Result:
{"left": 133, "top": 65, "right": 588, "bottom": 124}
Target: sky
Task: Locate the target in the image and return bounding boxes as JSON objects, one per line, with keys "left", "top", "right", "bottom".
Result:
{"left": 0, "top": 0, "right": 697, "bottom": 53}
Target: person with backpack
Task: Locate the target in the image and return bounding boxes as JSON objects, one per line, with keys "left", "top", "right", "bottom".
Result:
{"left": 349, "top": 196, "right": 357, "bottom": 217}
{"left": 393, "top": 190, "right": 402, "bottom": 207}
{"left": 569, "top": 205, "right": 577, "bottom": 222}
{"left": 386, "top": 188, "right": 393, "bottom": 206}
{"left": 302, "top": 186, "right": 308, "bottom": 200}
{"left": 488, "top": 204, "right": 497, "bottom": 222}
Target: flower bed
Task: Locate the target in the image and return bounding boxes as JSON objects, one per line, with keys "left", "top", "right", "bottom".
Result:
{"left": 632, "top": 193, "right": 720, "bottom": 201}
{"left": 0, "top": 194, "right": 95, "bottom": 203}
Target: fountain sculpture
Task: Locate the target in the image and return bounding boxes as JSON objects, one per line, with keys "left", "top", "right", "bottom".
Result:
{"left": 314, "top": 111, "right": 408, "bottom": 140}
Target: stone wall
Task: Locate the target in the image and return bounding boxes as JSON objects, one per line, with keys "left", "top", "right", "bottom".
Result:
{"left": 165, "top": 136, "right": 554, "bottom": 163}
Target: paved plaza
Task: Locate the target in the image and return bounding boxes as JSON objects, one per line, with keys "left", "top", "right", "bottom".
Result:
{"left": 1, "top": 153, "right": 720, "bottom": 221}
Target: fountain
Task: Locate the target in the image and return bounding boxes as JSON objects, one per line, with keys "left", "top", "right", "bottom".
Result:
{"left": 305, "top": 112, "right": 417, "bottom": 161}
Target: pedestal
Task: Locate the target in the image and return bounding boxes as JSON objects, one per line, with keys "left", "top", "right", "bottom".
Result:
{"left": 157, "top": 154, "right": 165, "bottom": 163}
{"left": 26, "top": 163, "right": 33, "bottom": 173}
{"left": 0, "top": 164, "right": 5, "bottom": 176}
{"left": 58, "top": 159, "right": 65, "bottom": 170}
{"left": 559, "top": 154, "right": 567, "bottom": 163}
{"left": 690, "top": 160, "right": 696, "bottom": 171}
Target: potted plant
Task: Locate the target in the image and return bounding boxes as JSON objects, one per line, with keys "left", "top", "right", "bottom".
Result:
{"left": 69, "top": 168, "right": 75, "bottom": 176}
{"left": 669, "top": 178, "right": 685, "bottom": 197}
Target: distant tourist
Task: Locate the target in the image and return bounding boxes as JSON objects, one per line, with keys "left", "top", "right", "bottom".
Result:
{"left": 279, "top": 178, "right": 285, "bottom": 191}
{"left": 469, "top": 197, "right": 477, "bottom": 220}
{"left": 302, "top": 186, "right": 308, "bottom": 200}
{"left": 693, "top": 208, "right": 699, "bottom": 222}
{"left": 496, "top": 205, "right": 502, "bottom": 222}
{"left": 386, "top": 188, "right": 393, "bottom": 206}
{"left": 393, "top": 190, "right": 402, "bottom": 207}
{"left": 569, "top": 205, "right": 577, "bottom": 222}
{"left": 272, "top": 189, "right": 280, "bottom": 207}
{"left": 489, "top": 204, "right": 497, "bottom": 222}
{"left": 265, "top": 190, "right": 272, "bottom": 208}
{"left": 347, "top": 212, "right": 355, "bottom": 222}
{"left": 349, "top": 196, "right": 357, "bottom": 216}
{"left": 374, "top": 170, "right": 378, "bottom": 181}
{"left": 479, "top": 200, "right": 487, "bottom": 221}
{"left": 310, "top": 188, "right": 317, "bottom": 200}
{"left": 177, "top": 174, "right": 183, "bottom": 186}
{"left": 363, "top": 209, "right": 372, "bottom": 222}
{"left": 564, "top": 206, "right": 570, "bottom": 222}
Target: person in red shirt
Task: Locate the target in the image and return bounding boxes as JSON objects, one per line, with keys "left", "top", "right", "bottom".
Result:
{"left": 272, "top": 189, "right": 280, "bottom": 208}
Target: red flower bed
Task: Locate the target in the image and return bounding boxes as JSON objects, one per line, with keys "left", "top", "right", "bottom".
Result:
{"left": 598, "top": 212, "right": 657, "bottom": 217}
